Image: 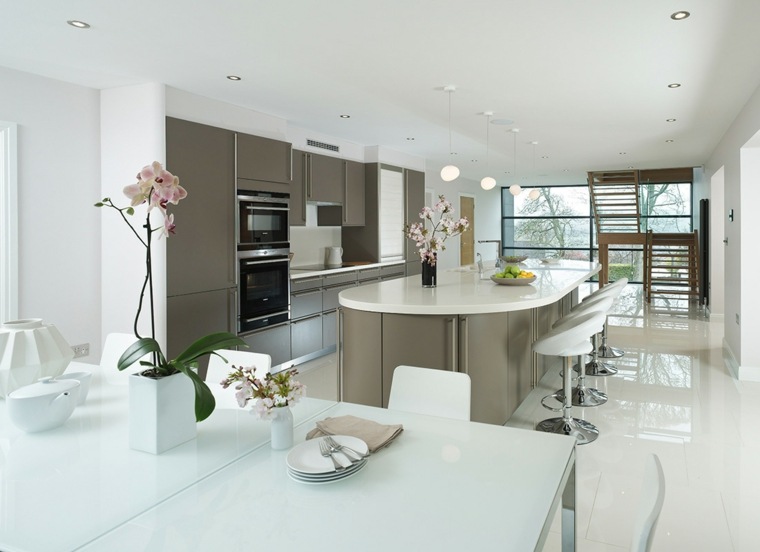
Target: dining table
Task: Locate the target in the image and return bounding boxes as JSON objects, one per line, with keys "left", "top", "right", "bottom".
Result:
{"left": 0, "top": 362, "right": 576, "bottom": 552}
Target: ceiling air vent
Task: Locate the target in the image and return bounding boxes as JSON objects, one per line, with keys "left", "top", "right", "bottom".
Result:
{"left": 306, "top": 139, "right": 340, "bottom": 153}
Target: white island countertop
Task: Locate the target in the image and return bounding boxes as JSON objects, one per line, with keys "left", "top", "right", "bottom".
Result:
{"left": 339, "top": 259, "right": 600, "bottom": 315}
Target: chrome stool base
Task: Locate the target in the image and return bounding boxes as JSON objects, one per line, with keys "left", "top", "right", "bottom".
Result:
{"left": 598, "top": 344, "right": 624, "bottom": 359}
{"left": 556, "top": 386, "right": 608, "bottom": 407}
{"left": 536, "top": 417, "right": 599, "bottom": 445}
{"left": 585, "top": 359, "right": 618, "bottom": 376}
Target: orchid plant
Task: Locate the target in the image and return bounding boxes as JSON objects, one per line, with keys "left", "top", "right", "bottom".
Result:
{"left": 405, "top": 195, "right": 469, "bottom": 265}
{"left": 95, "top": 161, "right": 244, "bottom": 422}
{"left": 220, "top": 366, "right": 306, "bottom": 418}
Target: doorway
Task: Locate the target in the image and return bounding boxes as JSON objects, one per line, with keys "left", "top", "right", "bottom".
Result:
{"left": 460, "top": 195, "right": 475, "bottom": 266}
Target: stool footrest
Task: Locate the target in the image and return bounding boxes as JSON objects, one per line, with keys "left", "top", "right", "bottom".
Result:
{"left": 540, "top": 393, "right": 564, "bottom": 413}
{"left": 556, "top": 386, "right": 608, "bottom": 407}
{"left": 535, "top": 417, "right": 599, "bottom": 444}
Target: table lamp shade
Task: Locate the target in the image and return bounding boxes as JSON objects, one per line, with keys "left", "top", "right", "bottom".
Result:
{"left": 0, "top": 319, "right": 74, "bottom": 398}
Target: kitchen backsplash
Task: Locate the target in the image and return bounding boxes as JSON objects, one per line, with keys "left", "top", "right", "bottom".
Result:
{"left": 290, "top": 205, "right": 341, "bottom": 267}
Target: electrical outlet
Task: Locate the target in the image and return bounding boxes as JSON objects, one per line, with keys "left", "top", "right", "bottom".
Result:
{"left": 71, "top": 343, "right": 90, "bottom": 358}
{"left": 736, "top": 313, "right": 740, "bottom": 325}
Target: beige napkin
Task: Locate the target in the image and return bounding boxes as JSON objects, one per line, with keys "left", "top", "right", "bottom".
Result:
{"left": 306, "top": 415, "right": 404, "bottom": 453}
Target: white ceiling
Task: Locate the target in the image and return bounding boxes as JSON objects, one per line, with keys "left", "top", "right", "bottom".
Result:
{"left": 2, "top": 0, "right": 760, "bottom": 185}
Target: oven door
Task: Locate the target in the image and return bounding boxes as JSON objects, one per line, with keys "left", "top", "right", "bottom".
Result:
{"left": 238, "top": 255, "right": 290, "bottom": 333}
{"left": 238, "top": 196, "right": 289, "bottom": 245}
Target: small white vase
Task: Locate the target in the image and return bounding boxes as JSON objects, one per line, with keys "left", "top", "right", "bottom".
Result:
{"left": 129, "top": 371, "right": 196, "bottom": 454}
{"left": 270, "top": 406, "right": 293, "bottom": 450}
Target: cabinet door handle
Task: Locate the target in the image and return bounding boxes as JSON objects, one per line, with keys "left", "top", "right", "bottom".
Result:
{"left": 229, "top": 288, "right": 237, "bottom": 334}
{"left": 307, "top": 154, "right": 313, "bottom": 199}
{"left": 448, "top": 317, "right": 457, "bottom": 372}
{"left": 338, "top": 308, "right": 344, "bottom": 401}
{"left": 289, "top": 146, "right": 293, "bottom": 182}
{"left": 460, "top": 316, "right": 469, "bottom": 375}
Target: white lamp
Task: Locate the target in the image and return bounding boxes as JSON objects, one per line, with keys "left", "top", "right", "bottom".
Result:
{"left": 529, "top": 188, "right": 540, "bottom": 200}
{"left": 508, "top": 128, "right": 521, "bottom": 196}
{"left": 509, "top": 184, "right": 522, "bottom": 196}
{"left": 440, "top": 85, "right": 459, "bottom": 182}
{"left": 480, "top": 112, "right": 496, "bottom": 190}
{"left": 481, "top": 176, "right": 496, "bottom": 190}
{"left": 0, "top": 319, "right": 74, "bottom": 398}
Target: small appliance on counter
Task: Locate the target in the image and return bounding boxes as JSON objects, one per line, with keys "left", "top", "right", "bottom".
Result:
{"left": 325, "top": 247, "right": 343, "bottom": 267}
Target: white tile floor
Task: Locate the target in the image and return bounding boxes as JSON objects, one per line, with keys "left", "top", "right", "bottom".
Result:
{"left": 508, "top": 284, "right": 759, "bottom": 552}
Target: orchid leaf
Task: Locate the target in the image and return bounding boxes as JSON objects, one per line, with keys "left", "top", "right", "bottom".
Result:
{"left": 173, "top": 361, "right": 216, "bottom": 422}
{"left": 118, "top": 337, "right": 165, "bottom": 371}
{"left": 175, "top": 332, "right": 246, "bottom": 364}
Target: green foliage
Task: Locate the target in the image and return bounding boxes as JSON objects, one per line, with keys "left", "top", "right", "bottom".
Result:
{"left": 609, "top": 263, "right": 635, "bottom": 281}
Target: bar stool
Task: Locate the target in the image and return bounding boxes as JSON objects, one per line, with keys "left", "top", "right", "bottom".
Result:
{"left": 534, "top": 310, "right": 607, "bottom": 444}
{"left": 553, "top": 295, "right": 614, "bottom": 408}
{"left": 584, "top": 278, "right": 628, "bottom": 359}
{"left": 579, "top": 279, "right": 628, "bottom": 376}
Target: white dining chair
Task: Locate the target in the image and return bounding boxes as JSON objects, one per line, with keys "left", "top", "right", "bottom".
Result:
{"left": 207, "top": 349, "right": 272, "bottom": 409}
{"left": 630, "top": 453, "right": 666, "bottom": 552}
{"left": 101, "top": 332, "right": 145, "bottom": 385}
{"left": 388, "top": 365, "right": 471, "bottom": 421}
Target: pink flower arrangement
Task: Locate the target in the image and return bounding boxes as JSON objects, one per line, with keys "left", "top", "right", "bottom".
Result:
{"left": 405, "top": 195, "right": 469, "bottom": 265}
{"left": 220, "top": 366, "right": 306, "bottom": 418}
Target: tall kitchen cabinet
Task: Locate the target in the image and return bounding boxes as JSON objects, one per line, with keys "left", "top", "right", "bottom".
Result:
{"left": 341, "top": 164, "right": 423, "bottom": 264}
{"left": 165, "top": 117, "right": 236, "bottom": 363}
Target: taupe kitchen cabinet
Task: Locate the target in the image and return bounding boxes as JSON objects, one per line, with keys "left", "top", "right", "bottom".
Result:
{"left": 343, "top": 160, "right": 365, "bottom": 226}
{"left": 341, "top": 308, "right": 383, "bottom": 407}
{"left": 292, "top": 150, "right": 343, "bottom": 205}
{"left": 404, "top": 169, "right": 425, "bottom": 276}
{"left": 167, "top": 289, "right": 236, "bottom": 378}
{"left": 165, "top": 117, "right": 236, "bottom": 360}
{"left": 165, "top": 117, "right": 236, "bottom": 296}
{"left": 236, "top": 132, "right": 292, "bottom": 188}
{"left": 290, "top": 149, "right": 306, "bottom": 226}
{"left": 240, "top": 324, "right": 291, "bottom": 368}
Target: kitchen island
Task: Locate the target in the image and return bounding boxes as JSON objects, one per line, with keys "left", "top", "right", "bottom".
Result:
{"left": 338, "top": 259, "right": 600, "bottom": 424}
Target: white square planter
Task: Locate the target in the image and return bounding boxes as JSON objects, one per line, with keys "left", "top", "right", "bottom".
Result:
{"left": 129, "top": 371, "right": 196, "bottom": 454}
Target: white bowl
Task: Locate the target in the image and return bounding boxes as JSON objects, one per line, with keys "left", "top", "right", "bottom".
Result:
{"left": 7, "top": 377, "right": 80, "bottom": 432}
{"left": 56, "top": 371, "right": 92, "bottom": 405}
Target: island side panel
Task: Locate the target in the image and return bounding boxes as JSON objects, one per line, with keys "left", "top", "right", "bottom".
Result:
{"left": 507, "top": 309, "right": 534, "bottom": 415}
{"left": 381, "top": 313, "right": 455, "bottom": 408}
{"left": 341, "top": 308, "right": 383, "bottom": 407}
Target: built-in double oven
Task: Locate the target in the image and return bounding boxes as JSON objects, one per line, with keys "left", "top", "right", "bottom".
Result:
{"left": 237, "top": 190, "right": 291, "bottom": 334}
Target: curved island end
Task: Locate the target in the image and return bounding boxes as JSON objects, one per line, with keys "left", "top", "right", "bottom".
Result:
{"left": 338, "top": 260, "right": 601, "bottom": 425}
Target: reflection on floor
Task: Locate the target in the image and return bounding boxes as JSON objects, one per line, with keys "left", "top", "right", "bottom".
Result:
{"left": 510, "top": 284, "right": 757, "bottom": 552}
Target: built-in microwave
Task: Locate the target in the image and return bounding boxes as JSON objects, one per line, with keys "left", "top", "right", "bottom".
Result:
{"left": 237, "top": 190, "right": 289, "bottom": 246}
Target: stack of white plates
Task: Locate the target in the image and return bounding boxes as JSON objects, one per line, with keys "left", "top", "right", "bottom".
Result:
{"left": 286, "top": 435, "right": 369, "bottom": 484}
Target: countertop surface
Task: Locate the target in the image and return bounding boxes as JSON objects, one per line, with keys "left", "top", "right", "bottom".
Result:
{"left": 338, "top": 259, "right": 600, "bottom": 315}
{"left": 290, "top": 259, "right": 405, "bottom": 280}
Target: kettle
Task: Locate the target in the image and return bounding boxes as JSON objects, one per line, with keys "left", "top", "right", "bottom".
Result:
{"left": 326, "top": 246, "right": 343, "bottom": 267}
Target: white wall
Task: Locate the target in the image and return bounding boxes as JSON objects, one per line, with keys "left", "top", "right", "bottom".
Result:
{"left": 422, "top": 170, "right": 501, "bottom": 271}
{"left": 705, "top": 81, "right": 760, "bottom": 380}
{"left": 0, "top": 66, "right": 101, "bottom": 359}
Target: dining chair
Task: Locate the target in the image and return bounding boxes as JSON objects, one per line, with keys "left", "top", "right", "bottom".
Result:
{"left": 387, "top": 365, "right": 471, "bottom": 421}
{"left": 630, "top": 453, "right": 666, "bottom": 552}
{"left": 100, "top": 332, "right": 144, "bottom": 385}
{"left": 206, "top": 349, "right": 272, "bottom": 409}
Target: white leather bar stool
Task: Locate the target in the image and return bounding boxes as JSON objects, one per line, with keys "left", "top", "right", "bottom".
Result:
{"left": 584, "top": 278, "right": 628, "bottom": 359}
{"left": 578, "top": 279, "right": 628, "bottom": 376}
{"left": 534, "top": 309, "right": 607, "bottom": 444}
{"left": 553, "top": 295, "right": 614, "bottom": 408}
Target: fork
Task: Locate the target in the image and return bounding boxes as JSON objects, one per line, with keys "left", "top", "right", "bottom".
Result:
{"left": 319, "top": 439, "right": 344, "bottom": 471}
{"left": 325, "top": 435, "right": 369, "bottom": 460}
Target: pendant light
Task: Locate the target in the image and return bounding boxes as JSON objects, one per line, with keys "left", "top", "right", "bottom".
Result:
{"left": 480, "top": 112, "right": 496, "bottom": 190}
{"left": 440, "top": 85, "right": 460, "bottom": 182}
{"left": 528, "top": 141, "right": 540, "bottom": 200}
{"left": 508, "top": 128, "right": 522, "bottom": 196}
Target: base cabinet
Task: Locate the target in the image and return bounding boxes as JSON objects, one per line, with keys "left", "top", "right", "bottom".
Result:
{"left": 343, "top": 307, "right": 543, "bottom": 425}
{"left": 241, "top": 324, "right": 291, "bottom": 368}
{"left": 290, "top": 315, "right": 323, "bottom": 359}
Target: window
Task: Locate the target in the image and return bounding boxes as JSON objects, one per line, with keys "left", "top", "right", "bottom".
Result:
{"left": 379, "top": 167, "right": 404, "bottom": 261}
{"left": 501, "top": 182, "right": 693, "bottom": 282}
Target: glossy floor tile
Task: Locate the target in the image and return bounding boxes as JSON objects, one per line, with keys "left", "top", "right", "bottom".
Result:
{"left": 510, "top": 284, "right": 758, "bottom": 552}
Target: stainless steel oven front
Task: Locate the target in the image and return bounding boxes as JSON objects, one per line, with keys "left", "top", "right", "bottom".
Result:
{"left": 237, "top": 247, "right": 290, "bottom": 333}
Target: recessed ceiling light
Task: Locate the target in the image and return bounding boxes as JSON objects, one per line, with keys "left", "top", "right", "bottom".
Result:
{"left": 490, "top": 118, "right": 514, "bottom": 126}
{"left": 671, "top": 11, "right": 690, "bottom": 20}
{"left": 339, "top": 114, "right": 350, "bottom": 119}
{"left": 668, "top": 83, "right": 681, "bottom": 88}
{"left": 665, "top": 139, "right": 675, "bottom": 143}
{"left": 67, "top": 20, "right": 90, "bottom": 29}
{"left": 226, "top": 75, "right": 242, "bottom": 81}
{"left": 666, "top": 118, "right": 677, "bottom": 122}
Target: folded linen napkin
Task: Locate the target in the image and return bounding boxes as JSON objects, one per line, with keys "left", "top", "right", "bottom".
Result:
{"left": 306, "top": 415, "right": 404, "bottom": 453}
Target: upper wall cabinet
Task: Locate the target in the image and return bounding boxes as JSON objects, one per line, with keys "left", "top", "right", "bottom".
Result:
{"left": 292, "top": 150, "right": 344, "bottom": 204}
{"left": 236, "top": 132, "right": 292, "bottom": 192}
{"left": 343, "top": 160, "right": 365, "bottom": 226}
{"left": 166, "top": 117, "right": 236, "bottom": 296}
